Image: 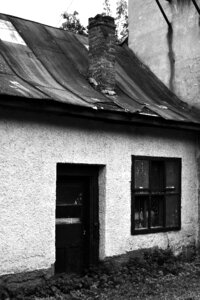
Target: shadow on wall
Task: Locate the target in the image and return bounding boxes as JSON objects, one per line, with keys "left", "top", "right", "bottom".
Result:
{"left": 166, "top": 0, "right": 191, "bottom": 6}
{"left": 167, "top": 25, "right": 175, "bottom": 92}
{"left": 159, "top": 0, "right": 198, "bottom": 92}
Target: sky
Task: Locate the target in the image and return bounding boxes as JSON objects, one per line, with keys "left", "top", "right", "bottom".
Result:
{"left": 0, "top": 0, "right": 119, "bottom": 28}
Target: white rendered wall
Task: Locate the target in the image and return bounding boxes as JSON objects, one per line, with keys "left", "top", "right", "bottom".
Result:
{"left": 0, "top": 112, "right": 198, "bottom": 276}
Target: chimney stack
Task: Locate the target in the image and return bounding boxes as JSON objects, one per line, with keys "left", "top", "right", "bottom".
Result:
{"left": 88, "top": 14, "right": 116, "bottom": 93}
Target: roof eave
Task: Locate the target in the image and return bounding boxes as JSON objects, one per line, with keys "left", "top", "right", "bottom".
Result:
{"left": 0, "top": 94, "right": 200, "bottom": 132}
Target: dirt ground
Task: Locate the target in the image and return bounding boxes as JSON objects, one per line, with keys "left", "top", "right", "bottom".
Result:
{"left": 3, "top": 248, "right": 200, "bottom": 300}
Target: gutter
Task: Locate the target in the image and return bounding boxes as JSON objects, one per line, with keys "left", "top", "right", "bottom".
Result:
{"left": 0, "top": 94, "right": 200, "bottom": 132}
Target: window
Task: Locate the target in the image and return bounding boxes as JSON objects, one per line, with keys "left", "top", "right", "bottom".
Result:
{"left": 131, "top": 156, "right": 181, "bottom": 234}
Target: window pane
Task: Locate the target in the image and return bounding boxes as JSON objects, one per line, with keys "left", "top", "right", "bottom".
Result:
{"left": 151, "top": 196, "right": 164, "bottom": 228}
{"left": 134, "top": 196, "right": 148, "bottom": 229}
{"left": 56, "top": 205, "right": 82, "bottom": 218}
{"left": 134, "top": 160, "right": 149, "bottom": 189}
{"left": 166, "top": 161, "right": 180, "bottom": 193}
{"left": 151, "top": 161, "right": 164, "bottom": 191}
{"left": 57, "top": 177, "right": 85, "bottom": 205}
{"left": 166, "top": 195, "right": 179, "bottom": 227}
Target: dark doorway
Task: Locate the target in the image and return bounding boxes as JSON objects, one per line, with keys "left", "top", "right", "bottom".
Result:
{"left": 55, "top": 164, "right": 99, "bottom": 274}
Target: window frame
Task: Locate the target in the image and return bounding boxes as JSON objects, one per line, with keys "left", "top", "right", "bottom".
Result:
{"left": 131, "top": 156, "right": 181, "bottom": 235}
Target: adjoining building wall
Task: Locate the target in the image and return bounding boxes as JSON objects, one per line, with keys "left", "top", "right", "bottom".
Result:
{"left": 128, "top": 0, "right": 200, "bottom": 108}
{"left": 0, "top": 109, "right": 198, "bottom": 277}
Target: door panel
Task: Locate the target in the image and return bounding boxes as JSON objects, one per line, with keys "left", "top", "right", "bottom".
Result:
{"left": 56, "top": 224, "right": 83, "bottom": 273}
{"left": 55, "top": 167, "right": 99, "bottom": 274}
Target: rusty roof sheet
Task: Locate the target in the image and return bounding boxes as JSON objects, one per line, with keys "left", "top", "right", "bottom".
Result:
{"left": 0, "top": 13, "right": 200, "bottom": 125}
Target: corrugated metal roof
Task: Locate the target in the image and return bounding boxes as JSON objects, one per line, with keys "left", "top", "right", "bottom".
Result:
{"left": 0, "top": 13, "right": 200, "bottom": 125}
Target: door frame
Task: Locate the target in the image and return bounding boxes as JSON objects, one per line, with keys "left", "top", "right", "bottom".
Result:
{"left": 56, "top": 163, "right": 100, "bottom": 269}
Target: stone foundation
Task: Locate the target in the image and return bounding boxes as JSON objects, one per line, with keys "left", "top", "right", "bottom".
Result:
{"left": 0, "top": 245, "right": 197, "bottom": 297}
{"left": 0, "top": 266, "right": 53, "bottom": 294}
{"left": 101, "top": 245, "right": 197, "bottom": 269}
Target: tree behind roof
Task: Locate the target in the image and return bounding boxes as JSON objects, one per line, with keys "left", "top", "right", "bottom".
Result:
{"left": 60, "top": 0, "right": 128, "bottom": 41}
{"left": 116, "top": 0, "right": 128, "bottom": 41}
{"left": 103, "top": 0, "right": 112, "bottom": 16}
{"left": 61, "top": 11, "right": 86, "bottom": 35}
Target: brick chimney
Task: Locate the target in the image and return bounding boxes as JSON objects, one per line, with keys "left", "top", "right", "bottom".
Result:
{"left": 88, "top": 14, "right": 116, "bottom": 93}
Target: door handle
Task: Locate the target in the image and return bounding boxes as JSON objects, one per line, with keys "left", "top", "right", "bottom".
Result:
{"left": 83, "top": 230, "right": 86, "bottom": 236}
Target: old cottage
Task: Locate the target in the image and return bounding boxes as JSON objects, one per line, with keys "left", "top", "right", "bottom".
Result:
{"left": 0, "top": 10, "right": 200, "bottom": 283}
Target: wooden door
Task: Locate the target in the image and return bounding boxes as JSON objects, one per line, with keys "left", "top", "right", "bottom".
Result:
{"left": 55, "top": 165, "right": 99, "bottom": 274}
